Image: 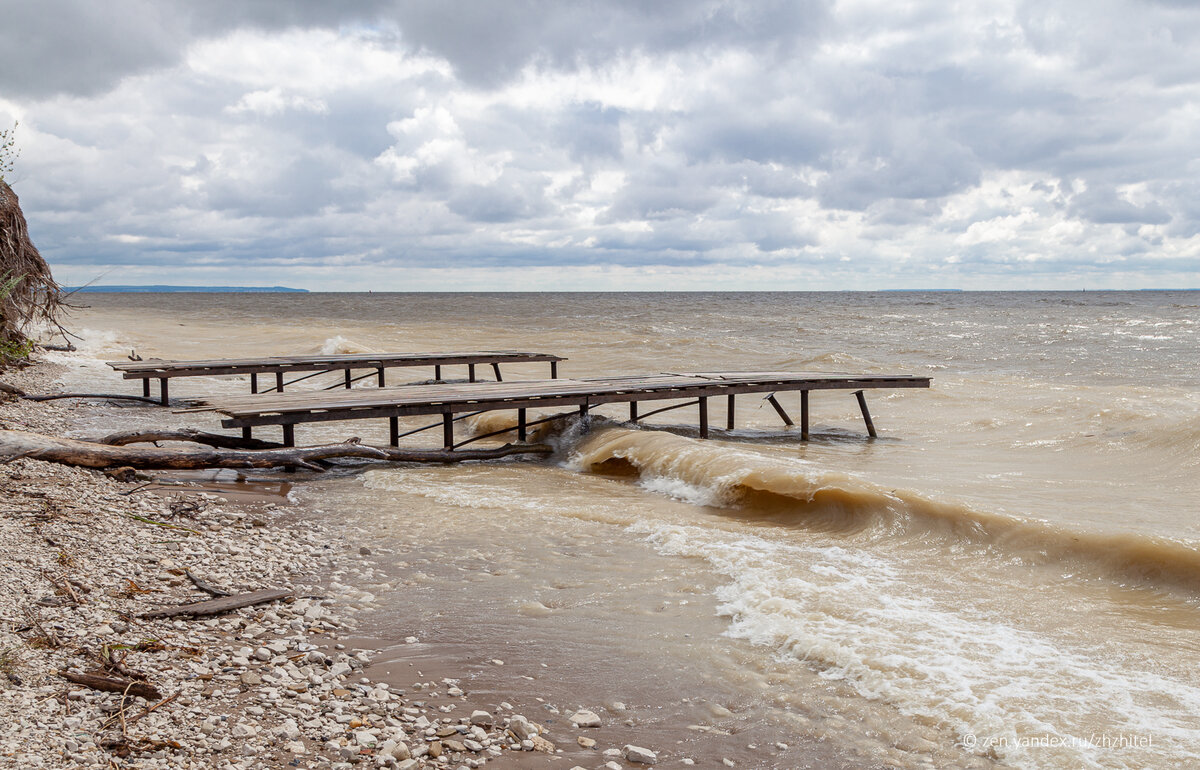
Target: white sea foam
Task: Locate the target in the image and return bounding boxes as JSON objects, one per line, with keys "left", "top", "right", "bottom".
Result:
{"left": 632, "top": 521, "right": 1200, "bottom": 769}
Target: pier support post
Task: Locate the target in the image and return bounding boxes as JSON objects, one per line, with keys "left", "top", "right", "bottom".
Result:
{"left": 434, "top": 365, "right": 442, "bottom": 381}
{"left": 159, "top": 378, "right": 169, "bottom": 406}
{"left": 518, "top": 408, "right": 527, "bottom": 442}
{"left": 282, "top": 424, "right": 295, "bottom": 447}
{"left": 801, "top": 391, "right": 810, "bottom": 441}
{"left": 377, "top": 368, "right": 385, "bottom": 387}
{"left": 579, "top": 402, "right": 589, "bottom": 419}
{"left": 389, "top": 416, "right": 399, "bottom": 447}
{"left": 250, "top": 373, "right": 258, "bottom": 394}
{"left": 442, "top": 413, "right": 454, "bottom": 449}
{"left": 855, "top": 391, "right": 877, "bottom": 438}
{"left": 492, "top": 363, "right": 503, "bottom": 382}
{"left": 242, "top": 427, "right": 252, "bottom": 440}
{"left": 630, "top": 401, "right": 638, "bottom": 422}
{"left": 726, "top": 394, "right": 735, "bottom": 430}
{"left": 344, "top": 369, "right": 352, "bottom": 389}
{"left": 766, "top": 394, "right": 794, "bottom": 426}
{"left": 469, "top": 364, "right": 476, "bottom": 383}
{"left": 699, "top": 397, "right": 709, "bottom": 439}
{"left": 142, "top": 379, "right": 150, "bottom": 398}
{"left": 275, "top": 372, "right": 285, "bottom": 393}
{"left": 550, "top": 361, "right": 558, "bottom": 379}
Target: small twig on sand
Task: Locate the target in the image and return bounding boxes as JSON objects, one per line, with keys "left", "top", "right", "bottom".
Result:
{"left": 184, "top": 570, "right": 231, "bottom": 598}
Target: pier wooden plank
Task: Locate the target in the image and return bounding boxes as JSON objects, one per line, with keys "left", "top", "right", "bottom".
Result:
{"left": 108, "top": 351, "right": 565, "bottom": 379}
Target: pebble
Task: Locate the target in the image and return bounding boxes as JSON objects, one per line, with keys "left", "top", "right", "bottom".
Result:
{"left": 570, "top": 709, "right": 602, "bottom": 728}
{"left": 624, "top": 744, "right": 659, "bottom": 765}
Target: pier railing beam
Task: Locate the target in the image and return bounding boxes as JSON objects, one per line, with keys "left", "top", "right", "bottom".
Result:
{"left": 766, "top": 394, "right": 794, "bottom": 426}
{"left": 855, "top": 390, "right": 877, "bottom": 438}
{"left": 801, "top": 390, "right": 810, "bottom": 441}
{"left": 699, "top": 397, "right": 709, "bottom": 439}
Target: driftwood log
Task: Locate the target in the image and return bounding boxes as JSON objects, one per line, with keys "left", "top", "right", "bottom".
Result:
{"left": 0, "top": 428, "right": 552, "bottom": 471}
{"left": 60, "top": 671, "right": 162, "bottom": 700}
{"left": 93, "top": 428, "right": 284, "bottom": 450}
{"left": 141, "top": 587, "right": 294, "bottom": 619}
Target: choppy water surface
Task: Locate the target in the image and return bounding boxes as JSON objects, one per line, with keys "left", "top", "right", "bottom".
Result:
{"left": 54, "top": 291, "right": 1200, "bottom": 769}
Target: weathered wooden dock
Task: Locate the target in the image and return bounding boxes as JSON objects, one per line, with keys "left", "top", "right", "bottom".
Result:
{"left": 185, "top": 371, "right": 930, "bottom": 448}
{"left": 108, "top": 351, "right": 565, "bottom": 405}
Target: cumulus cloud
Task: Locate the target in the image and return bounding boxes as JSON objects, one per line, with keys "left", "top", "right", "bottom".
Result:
{"left": 1, "top": 0, "right": 1198, "bottom": 290}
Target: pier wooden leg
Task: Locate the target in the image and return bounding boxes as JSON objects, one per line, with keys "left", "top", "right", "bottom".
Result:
{"left": 518, "top": 408, "right": 527, "bottom": 442}
{"left": 767, "top": 395, "right": 794, "bottom": 426}
{"left": 726, "top": 394, "right": 735, "bottom": 430}
{"left": 159, "top": 379, "right": 169, "bottom": 406}
{"left": 801, "top": 391, "right": 810, "bottom": 441}
{"left": 142, "top": 379, "right": 150, "bottom": 398}
{"left": 443, "top": 413, "right": 454, "bottom": 449}
{"left": 699, "top": 397, "right": 709, "bottom": 439}
{"left": 579, "top": 403, "right": 589, "bottom": 419}
{"left": 282, "top": 424, "right": 295, "bottom": 447}
{"left": 630, "top": 401, "right": 638, "bottom": 422}
{"left": 344, "top": 369, "right": 352, "bottom": 389}
{"left": 242, "top": 427, "right": 252, "bottom": 440}
{"left": 492, "top": 363, "right": 503, "bottom": 382}
{"left": 550, "top": 361, "right": 558, "bottom": 379}
{"left": 377, "top": 368, "right": 385, "bottom": 387}
{"left": 434, "top": 365, "right": 442, "bottom": 381}
{"left": 250, "top": 373, "right": 258, "bottom": 394}
{"left": 469, "top": 364, "right": 476, "bottom": 383}
{"left": 389, "top": 416, "right": 399, "bottom": 447}
{"left": 855, "top": 391, "right": 877, "bottom": 438}
{"left": 275, "top": 372, "right": 285, "bottom": 393}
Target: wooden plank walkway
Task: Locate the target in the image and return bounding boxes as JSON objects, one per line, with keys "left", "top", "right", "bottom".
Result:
{"left": 107, "top": 351, "right": 565, "bottom": 404}
{"left": 184, "top": 371, "right": 930, "bottom": 448}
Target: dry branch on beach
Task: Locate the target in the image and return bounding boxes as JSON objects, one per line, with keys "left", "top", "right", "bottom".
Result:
{"left": 0, "top": 428, "right": 553, "bottom": 471}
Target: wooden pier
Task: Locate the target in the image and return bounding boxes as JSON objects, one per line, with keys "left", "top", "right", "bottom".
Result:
{"left": 185, "top": 371, "right": 930, "bottom": 448}
{"left": 108, "top": 351, "right": 565, "bottom": 405}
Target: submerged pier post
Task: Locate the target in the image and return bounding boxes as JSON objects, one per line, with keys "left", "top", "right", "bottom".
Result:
{"left": 855, "top": 390, "right": 877, "bottom": 438}
{"left": 767, "top": 394, "right": 794, "bottom": 426}
{"left": 726, "top": 394, "right": 735, "bottom": 430}
{"left": 801, "top": 390, "right": 810, "bottom": 441}
{"left": 699, "top": 396, "right": 709, "bottom": 439}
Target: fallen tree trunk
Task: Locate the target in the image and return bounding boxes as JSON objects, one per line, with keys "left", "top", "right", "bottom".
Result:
{"left": 0, "top": 429, "right": 389, "bottom": 471}
{"left": 92, "top": 428, "right": 285, "bottom": 450}
{"left": 0, "top": 429, "right": 552, "bottom": 471}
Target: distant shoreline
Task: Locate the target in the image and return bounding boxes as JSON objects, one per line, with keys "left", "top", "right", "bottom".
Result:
{"left": 64, "top": 285, "right": 308, "bottom": 293}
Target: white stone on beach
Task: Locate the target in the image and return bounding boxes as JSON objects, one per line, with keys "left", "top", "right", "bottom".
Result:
{"left": 570, "top": 709, "right": 602, "bottom": 728}
{"left": 624, "top": 744, "right": 658, "bottom": 765}
{"left": 469, "top": 710, "right": 494, "bottom": 727}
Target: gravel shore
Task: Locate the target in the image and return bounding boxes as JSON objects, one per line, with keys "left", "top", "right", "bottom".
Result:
{"left": 0, "top": 358, "right": 646, "bottom": 770}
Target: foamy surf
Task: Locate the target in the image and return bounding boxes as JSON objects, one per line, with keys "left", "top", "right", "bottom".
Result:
{"left": 635, "top": 521, "right": 1200, "bottom": 769}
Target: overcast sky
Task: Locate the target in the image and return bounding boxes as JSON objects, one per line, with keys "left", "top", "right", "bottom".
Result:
{"left": 2, "top": 0, "right": 1198, "bottom": 290}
